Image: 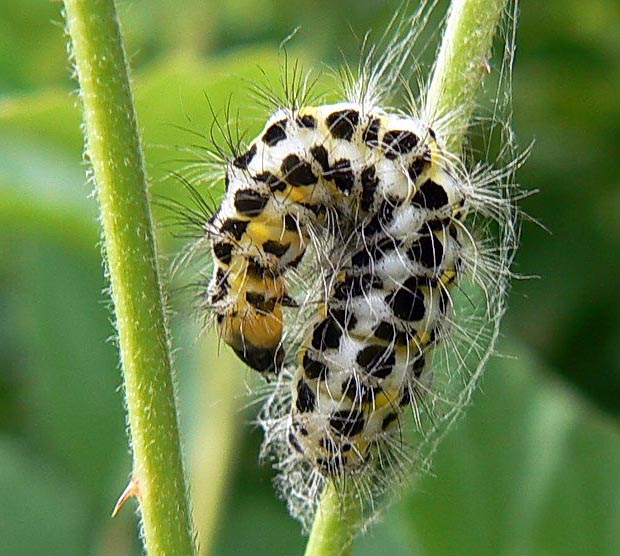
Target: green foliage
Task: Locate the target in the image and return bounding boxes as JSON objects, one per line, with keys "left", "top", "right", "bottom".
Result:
{"left": 357, "top": 345, "right": 620, "bottom": 556}
{"left": 1, "top": 1, "right": 619, "bottom": 555}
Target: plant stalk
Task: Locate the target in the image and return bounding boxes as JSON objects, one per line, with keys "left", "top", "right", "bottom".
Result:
{"left": 304, "top": 0, "right": 508, "bottom": 554}
{"left": 304, "top": 483, "right": 358, "bottom": 556}
{"left": 63, "top": 1, "right": 195, "bottom": 555}
{"left": 426, "top": 0, "right": 508, "bottom": 154}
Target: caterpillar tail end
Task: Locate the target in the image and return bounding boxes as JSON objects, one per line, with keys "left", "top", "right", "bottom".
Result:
{"left": 231, "top": 343, "right": 284, "bottom": 376}
{"left": 217, "top": 311, "right": 285, "bottom": 376}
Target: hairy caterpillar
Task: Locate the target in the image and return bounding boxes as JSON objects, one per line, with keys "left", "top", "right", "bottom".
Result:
{"left": 178, "top": 0, "right": 522, "bottom": 531}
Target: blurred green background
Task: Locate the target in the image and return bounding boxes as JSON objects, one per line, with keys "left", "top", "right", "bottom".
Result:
{"left": 1, "top": 1, "right": 619, "bottom": 555}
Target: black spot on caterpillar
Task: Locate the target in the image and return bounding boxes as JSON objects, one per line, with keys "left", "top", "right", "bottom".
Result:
{"left": 326, "top": 109, "right": 359, "bottom": 140}
{"left": 262, "top": 119, "right": 288, "bottom": 146}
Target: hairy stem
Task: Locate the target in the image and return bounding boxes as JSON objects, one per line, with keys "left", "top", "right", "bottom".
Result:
{"left": 63, "top": 1, "right": 195, "bottom": 555}
{"left": 426, "top": 0, "right": 508, "bottom": 154}
{"left": 304, "top": 0, "right": 508, "bottom": 554}
{"left": 304, "top": 483, "right": 358, "bottom": 556}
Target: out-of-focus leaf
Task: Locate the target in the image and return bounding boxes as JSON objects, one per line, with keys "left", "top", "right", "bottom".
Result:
{"left": 211, "top": 424, "right": 306, "bottom": 556}
{"left": 0, "top": 437, "right": 88, "bottom": 556}
{"left": 356, "top": 341, "right": 620, "bottom": 556}
{"left": 0, "top": 1, "right": 70, "bottom": 92}
{"left": 0, "top": 131, "right": 97, "bottom": 249}
{"left": 509, "top": 0, "right": 620, "bottom": 413}
{"left": 10, "top": 239, "right": 129, "bottom": 515}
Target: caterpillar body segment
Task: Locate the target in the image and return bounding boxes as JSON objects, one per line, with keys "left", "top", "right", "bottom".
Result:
{"left": 210, "top": 255, "right": 287, "bottom": 374}
{"left": 206, "top": 110, "right": 327, "bottom": 374}
{"left": 207, "top": 102, "right": 461, "bottom": 458}
{"left": 207, "top": 103, "right": 444, "bottom": 377}
{"left": 288, "top": 154, "right": 464, "bottom": 474}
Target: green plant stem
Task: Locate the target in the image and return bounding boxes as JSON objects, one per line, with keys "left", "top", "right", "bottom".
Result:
{"left": 304, "top": 1, "right": 508, "bottom": 554}
{"left": 63, "top": 2, "right": 195, "bottom": 555}
{"left": 304, "top": 483, "right": 358, "bottom": 556}
{"left": 426, "top": 0, "right": 508, "bottom": 154}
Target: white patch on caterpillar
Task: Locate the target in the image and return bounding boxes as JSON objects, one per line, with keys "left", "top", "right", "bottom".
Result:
{"left": 175, "top": 0, "right": 524, "bottom": 534}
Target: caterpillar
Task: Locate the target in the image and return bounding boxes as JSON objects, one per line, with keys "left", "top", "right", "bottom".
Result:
{"left": 180, "top": 0, "right": 522, "bottom": 532}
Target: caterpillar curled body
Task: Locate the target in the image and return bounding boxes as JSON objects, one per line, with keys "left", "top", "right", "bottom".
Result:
{"left": 206, "top": 102, "right": 465, "bottom": 472}
{"left": 182, "top": 0, "right": 523, "bottom": 530}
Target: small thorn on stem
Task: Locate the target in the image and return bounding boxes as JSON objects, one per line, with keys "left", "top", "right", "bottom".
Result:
{"left": 482, "top": 56, "right": 492, "bottom": 74}
{"left": 112, "top": 477, "right": 140, "bottom": 517}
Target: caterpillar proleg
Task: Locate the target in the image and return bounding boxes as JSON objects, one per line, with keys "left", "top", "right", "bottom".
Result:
{"left": 179, "top": 0, "right": 523, "bottom": 532}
